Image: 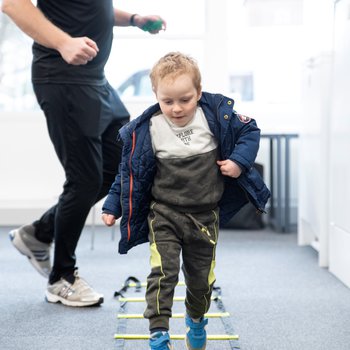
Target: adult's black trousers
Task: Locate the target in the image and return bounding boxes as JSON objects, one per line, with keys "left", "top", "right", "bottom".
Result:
{"left": 32, "top": 83, "right": 129, "bottom": 284}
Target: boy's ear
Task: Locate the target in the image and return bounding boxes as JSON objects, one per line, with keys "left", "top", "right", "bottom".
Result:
{"left": 197, "top": 87, "right": 202, "bottom": 101}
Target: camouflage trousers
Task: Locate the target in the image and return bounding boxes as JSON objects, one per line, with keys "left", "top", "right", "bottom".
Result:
{"left": 144, "top": 201, "right": 219, "bottom": 330}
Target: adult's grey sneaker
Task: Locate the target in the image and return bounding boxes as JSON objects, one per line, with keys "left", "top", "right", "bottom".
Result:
{"left": 45, "top": 272, "right": 104, "bottom": 307}
{"left": 9, "top": 224, "right": 51, "bottom": 278}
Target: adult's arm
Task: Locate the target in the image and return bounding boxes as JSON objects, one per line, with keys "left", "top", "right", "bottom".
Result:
{"left": 114, "top": 8, "right": 166, "bottom": 33}
{"left": 1, "top": 0, "right": 98, "bottom": 65}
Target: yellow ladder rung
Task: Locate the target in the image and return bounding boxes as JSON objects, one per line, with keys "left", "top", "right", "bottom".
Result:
{"left": 117, "top": 312, "right": 230, "bottom": 319}
{"left": 118, "top": 296, "right": 220, "bottom": 302}
{"left": 114, "top": 334, "right": 239, "bottom": 340}
{"left": 124, "top": 281, "right": 185, "bottom": 288}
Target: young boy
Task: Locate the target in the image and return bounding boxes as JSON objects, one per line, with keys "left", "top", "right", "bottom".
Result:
{"left": 102, "top": 52, "right": 270, "bottom": 350}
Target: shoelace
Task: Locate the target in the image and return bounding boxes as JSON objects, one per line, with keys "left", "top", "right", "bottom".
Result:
{"left": 73, "top": 276, "right": 94, "bottom": 293}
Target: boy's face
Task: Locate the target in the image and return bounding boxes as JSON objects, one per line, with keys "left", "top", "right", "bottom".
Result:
{"left": 155, "top": 73, "right": 202, "bottom": 127}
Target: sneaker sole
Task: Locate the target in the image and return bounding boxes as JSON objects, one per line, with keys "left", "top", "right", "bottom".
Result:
{"left": 9, "top": 229, "right": 50, "bottom": 278}
{"left": 185, "top": 337, "right": 206, "bottom": 350}
{"left": 45, "top": 290, "right": 104, "bottom": 307}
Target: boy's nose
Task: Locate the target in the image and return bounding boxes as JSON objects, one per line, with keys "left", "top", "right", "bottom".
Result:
{"left": 172, "top": 104, "right": 182, "bottom": 113}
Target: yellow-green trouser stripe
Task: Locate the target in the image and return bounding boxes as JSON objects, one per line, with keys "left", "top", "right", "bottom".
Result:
{"left": 149, "top": 203, "right": 165, "bottom": 315}
{"left": 208, "top": 209, "right": 218, "bottom": 287}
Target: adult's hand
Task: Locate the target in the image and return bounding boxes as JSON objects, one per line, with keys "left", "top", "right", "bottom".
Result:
{"left": 58, "top": 36, "right": 99, "bottom": 65}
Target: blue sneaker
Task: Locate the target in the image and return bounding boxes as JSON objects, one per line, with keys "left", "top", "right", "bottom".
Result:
{"left": 185, "top": 315, "right": 208, "bottom": 350}
{"left": 149, "top": 331, "right": 174, "bottom": 350}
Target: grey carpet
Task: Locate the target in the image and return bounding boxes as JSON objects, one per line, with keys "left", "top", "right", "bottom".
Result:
{"left": 1, "top": 225, "right": 349, "bottom": 350}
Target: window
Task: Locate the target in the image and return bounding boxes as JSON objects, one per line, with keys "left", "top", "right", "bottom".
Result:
{"left": 229, "top": 73, "right": 254, "bottom": 101}
{"left": 0, "top": 13, "right": 37, "bottom": 111}
{"left": 245, "top": 0, "right": 303, "bottom": 27}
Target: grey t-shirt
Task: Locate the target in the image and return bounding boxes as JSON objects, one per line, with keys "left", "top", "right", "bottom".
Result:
{"left": 150, "top": 107, "right": 224, "bottom": 212}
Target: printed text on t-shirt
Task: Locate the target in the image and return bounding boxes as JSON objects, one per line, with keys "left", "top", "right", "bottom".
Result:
{"left": 176, "top": 129, "right": 194, "bottom": 145}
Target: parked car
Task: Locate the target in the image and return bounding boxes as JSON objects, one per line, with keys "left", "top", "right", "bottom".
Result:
{"left": 116, "top": 69, "right": 153, "bottom": 98}
{"left": 115, "top": 69, "right": 156, "bottom": 118}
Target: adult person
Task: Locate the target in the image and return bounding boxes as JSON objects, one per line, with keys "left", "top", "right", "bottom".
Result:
{"left": 1, "top": 0, "right": 166, "bottom": 307}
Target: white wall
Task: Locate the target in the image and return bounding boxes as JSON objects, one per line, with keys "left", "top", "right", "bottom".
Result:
{"left": 298, "top": 53, "right": 332, "bottom": 267}
{"left": 0, "top": 112, "right": 61, "bottom": 225}
{"left": 299, "top": 0, "right": 350, "bottom": 287}
{"left": 328, "top": 0, "right": 350, "bottom": 287}
{"left": 298, "top": 0, "right": 334, "bottom": 264}
{"left": 0, "top": 111, "right": 106, "bottom": 226}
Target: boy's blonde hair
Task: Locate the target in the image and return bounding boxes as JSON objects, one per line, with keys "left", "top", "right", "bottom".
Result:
{"left": 150, "top": 52, "right": 202, "bottom": 92}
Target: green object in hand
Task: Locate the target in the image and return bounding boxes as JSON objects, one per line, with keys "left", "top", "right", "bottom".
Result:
{"left": 142, "top": 20, "right": 163, "bottom": 32}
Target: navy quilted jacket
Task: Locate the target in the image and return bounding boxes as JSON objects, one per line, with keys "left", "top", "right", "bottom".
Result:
{"left": 103, "top": 92, "right": 270, "bottom": 254}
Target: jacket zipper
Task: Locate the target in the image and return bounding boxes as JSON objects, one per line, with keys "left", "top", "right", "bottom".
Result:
{"left": 127, "top": 131, "right": 136, "bottom": 241}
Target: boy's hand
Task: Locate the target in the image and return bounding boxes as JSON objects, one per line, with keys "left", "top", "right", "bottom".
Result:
{"left": 217, "top": 159, "right": 242, "bottom": 178}
{"left": 102, "top": 213, "right": 116, "bottom": 226}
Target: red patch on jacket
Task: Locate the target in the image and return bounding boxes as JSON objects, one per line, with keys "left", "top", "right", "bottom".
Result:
{"left": 238, "top": 114, "right": 251, "bottom": 123}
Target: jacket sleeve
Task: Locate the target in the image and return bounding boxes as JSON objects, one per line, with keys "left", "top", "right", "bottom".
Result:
{"left": 102, "top": 172, "right": 122, "bottom": 219}
{"left": 229, "top": 111, "right": 261, "bottom": 172}
{"left": 101, "top": 120, "right": 135, "bottom": 218}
